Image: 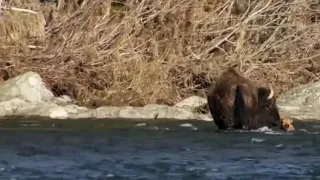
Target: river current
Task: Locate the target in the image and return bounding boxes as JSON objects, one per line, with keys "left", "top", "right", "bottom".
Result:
{"left": 0, "top": 118, "right": 319, "bottom": 180}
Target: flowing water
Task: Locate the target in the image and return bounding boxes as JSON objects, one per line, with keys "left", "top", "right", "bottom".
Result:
{"left": 0, "top": 118, "right": 319, "bottom": 180}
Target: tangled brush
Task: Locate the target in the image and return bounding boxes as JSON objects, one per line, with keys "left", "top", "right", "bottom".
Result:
{"left": 0, "top": 0, "right": 319, "bottom": 107}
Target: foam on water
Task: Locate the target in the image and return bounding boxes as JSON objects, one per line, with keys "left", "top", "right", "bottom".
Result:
{"left": 105, "top": 174, "right": 115, "bottom": 177}
{"left": 180, "top": 123, "right": 198, "bottom": 130}
{"left": 136, "top": 123, "right": 147, "bottom": 127}
{"left": 135, "top": 122, "right": 319, "bottom": 137}
{"left": 179, "top": 123, "right": 193, "bottom": 127}
{"left": 251, "top": 138, "right": 265, "bottom": 143}
{"left": 250, "top": 126, "right": 291, "bottom": 135}
{"left": 223, "top": 126, "right": 285, "bottom": 135}
{"left": 308, "top": 132, "right": 319, "bottom": 135}
{"left": 135, "top": 123, "right": 172, "bottom": 131}
{"left": 276, "top": 144, "right": 284, "bottom": 147}
{"left": 299, "top": 129, "right": 308, "bottom": 132}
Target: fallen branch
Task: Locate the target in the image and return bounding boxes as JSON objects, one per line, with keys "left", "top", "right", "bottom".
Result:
{"left": 28, "top": 45, "right": 44, "bottom": 49}
{"left": 1, "top": 6, "right": 37, "bottom": 15}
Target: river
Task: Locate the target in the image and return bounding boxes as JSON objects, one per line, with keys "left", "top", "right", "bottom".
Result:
{"left": 0, "top": 118, "right": 319, "bottom": 180}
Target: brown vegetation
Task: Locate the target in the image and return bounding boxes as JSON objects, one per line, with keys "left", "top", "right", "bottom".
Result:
{"left": 0, "top": 0, "right": 319, "bottom": 107}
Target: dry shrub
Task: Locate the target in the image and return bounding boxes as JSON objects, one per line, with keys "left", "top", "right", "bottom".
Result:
{"left": 0, "top": 0, "right": 319, "bottom": 106}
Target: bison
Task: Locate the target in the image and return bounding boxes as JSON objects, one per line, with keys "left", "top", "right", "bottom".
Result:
{"left": 207, "top": 67, "right": 281, "bottom": 130}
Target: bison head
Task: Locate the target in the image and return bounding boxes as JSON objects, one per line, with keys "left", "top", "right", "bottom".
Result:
{"left": 248, "top": 86, "right": 281, "bottom": 130}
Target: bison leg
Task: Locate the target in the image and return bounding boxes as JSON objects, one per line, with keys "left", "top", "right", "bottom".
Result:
{"left": 225, "top": 85, "right": 238, "bottom": 128}
{"left": 207, "top": 95, "right": 228, "bottom": 129}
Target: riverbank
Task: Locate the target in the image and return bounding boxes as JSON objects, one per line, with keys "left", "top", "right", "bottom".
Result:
{"left": 0, "top": 0, "right": 319, "bottom": 108}
{"left": 0, "top": 71, "right": 212, "bottom": 121}
{"left": 0, "top": 70, "right": 319, "bottom": 122}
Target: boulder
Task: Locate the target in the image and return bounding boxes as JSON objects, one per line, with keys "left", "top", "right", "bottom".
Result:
{"left": 194, "top": 114, "right": 213, "bottom": 121}
{"left": 0, "top": 71, "right": 54, "bottom": 103}
{"left": 48, "top": 106, "right": 69, "bottom": 119}
{"left": 53, "top": 95, "right": 75, "bottom": 105}
{"left": 141, "top": 104, "right": 196, "bottom": 120}
{"left": 94, "top": 104, "right": 199, "bottom": 120}
{"left": 95, "top": 106, "right": 121, "bottom": 119}
{"left": 174, "top": 96, "right": 207, "bottom": 110}
{"left": 277, "top": 82, "right": 320, "bottom": 121}
{"left": 0, "top": 98, "right": 30, "bottom": 116}
{"left": 118, "top": 105, "right": 159, "bottom": 119}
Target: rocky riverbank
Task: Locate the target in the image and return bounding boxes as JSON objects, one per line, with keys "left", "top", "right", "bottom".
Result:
{"left": 0, "top": 72, "right": 211, "bottom": 121}
{"left": 0, "top": 71, "right": 318, "bottom": 122}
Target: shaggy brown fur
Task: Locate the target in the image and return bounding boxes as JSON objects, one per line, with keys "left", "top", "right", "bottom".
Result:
{"left": 207, "top": 67, "right": 281, "bottom": 130}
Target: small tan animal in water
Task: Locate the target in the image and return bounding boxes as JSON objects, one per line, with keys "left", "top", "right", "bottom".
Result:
{"left": 280, "top": 117, "right": 295, "bottom": 132}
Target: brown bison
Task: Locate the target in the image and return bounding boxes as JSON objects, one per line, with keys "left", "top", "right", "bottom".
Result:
{"left": 207, "top": 67, "right": 281, "bottom": 130}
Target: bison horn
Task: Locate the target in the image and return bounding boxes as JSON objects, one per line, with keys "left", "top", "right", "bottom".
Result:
{"left": 267, "top": 86, "right": 274, "bottom": 99}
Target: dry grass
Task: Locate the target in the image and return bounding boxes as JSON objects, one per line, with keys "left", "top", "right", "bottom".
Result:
{"left": 0, "top": 0, "right": 319, "bottom": 107}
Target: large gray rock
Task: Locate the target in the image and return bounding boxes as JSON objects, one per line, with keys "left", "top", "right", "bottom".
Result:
{"left": 95, "top": 106, "right": 121, "bottom": 118}
{"left": 174, "top": 96, "right": 207, "bottom": 110}
{"left": 194, "top": 114, "right": 213, "bottom": 121}
{"left": 141, "top": 104, "right": 196, "bottom": 119}
{"left": 277, "top": 82, "right": 320, "bottom": 121}
{"left": 53, "top": 95, "right": 76, "bottom": 105}
{"left": 0, "top": 98, "right": 31, "bottom": 116}
{"left": 94, "top": 104, "right": 205, "bottom": 120}
{"left": 0, "top": 71, "right": 54, "bottom": 103}
{"left": 277, "top": 82, "right": 320, "bottom": 106}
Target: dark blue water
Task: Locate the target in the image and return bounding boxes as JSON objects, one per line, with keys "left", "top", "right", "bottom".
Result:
{"left": 0, "top": 118, "right": 319, "bottom": 180}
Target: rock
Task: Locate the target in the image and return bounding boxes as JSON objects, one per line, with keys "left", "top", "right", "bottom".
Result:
{"left": 95, "top": 106, "right": 121, "bottom": 118}
{"left": 63, "top": 104, "right": 94, "bottom": 119}
{"left": 277, "top": 82, "right": 320, "bottom": 121}
{"left": 94, "top": 104, "right": 197, "bottom": 120}
{"left": 68, "top": 109, "right": 96, "bottom": 119}
{"left": 0, "top": 71, "right": 54, "bottom": 103}
{"left": 141, "top": 104, "right": 196, "bottom": 120}
{"left": 175, "top": 96, "right": 207, "bottom": 110}
{"left": 53, "top": 95, "right": 75, "bottom": 105}
{"left": 64, "top": 104, "right": 88, "bottom": 114}
{"left": 22, "top": 103, "right": 91, "bottom": 119}
{"left": 118, "top": 106, "right": 159, "bottom": 119}
{"left": 49, "top": 106, "right": 68, "bottom": 119}
{"left": 0, "top": 98, "right": 210, "bottom": 121}
{"left": 195, "top": 114, "right": 213, "bottom": 121}
{"left": 277, "top": 82, "right": 320, "bottom": 106}
{"left": 15, "top": 102, "right": 58, "bottom": 117}
{"left": 0, "top": 98, "right": 29, "bottom": 116}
